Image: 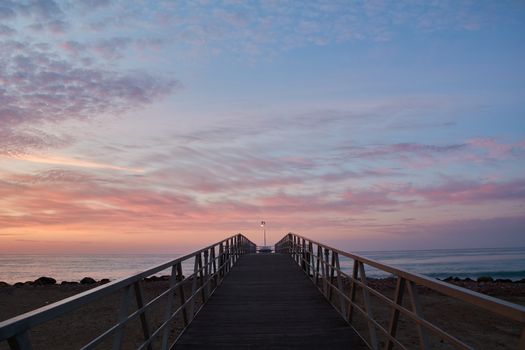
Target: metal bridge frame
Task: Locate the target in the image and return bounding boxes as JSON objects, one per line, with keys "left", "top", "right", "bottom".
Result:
{"left": 0, "top": 234, "right": 256, "bottom": 350}
{"left": 275, "top": 232, "right": 525, "bottom": 350}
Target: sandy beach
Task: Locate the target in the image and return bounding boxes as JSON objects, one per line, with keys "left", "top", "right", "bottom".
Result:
{"left": 0, "top": 276, "right": 523, "bottom": 349}
{"left": 0, "top": 278, "right": 192, "bottom": 350}
{"left": 344, "top": 278, "right": 525, "bottom": 350}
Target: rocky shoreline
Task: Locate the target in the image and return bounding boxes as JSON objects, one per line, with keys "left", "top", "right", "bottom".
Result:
{"left": 0, "top": 275, "right": 174, "bottom": 287}
{"left": 356, "top": 275, "right": 525, "bottom": 298}
{"left": 440, "top": 275, "right": 525, "bottom": 283}
{"left": 2, "top": 274, "right": 524, "bottom": 286}
{"left": 2, "top": 274, "right": 524, "bottom": 297}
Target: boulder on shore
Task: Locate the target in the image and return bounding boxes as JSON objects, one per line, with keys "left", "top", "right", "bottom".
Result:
{"left": 444, "top": 276, "right": 460, "bottom": 282}
{"left": 61, "top": 281, "right": 78, "bottom": 285}
{"left": 477, "top": 276, "right": 494, "bottom": 283}
{"left": 34, "top": 277, "right": 57, "bottom": 285}
{"left": 495, "top": 278, "right": 512, "bottom": 283}
{"left": 0, "top": 281, "right": 10, "bottom": 287}
{"left": 80, "top": 277, "right": 97, "bottom": 285}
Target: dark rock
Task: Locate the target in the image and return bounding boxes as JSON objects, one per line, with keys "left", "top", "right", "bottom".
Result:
{"left": 477, "top": 276, "right": 494, "bottom": 283}
{"left": 444, "top": 276, "right": 454, "bottom": 282}
{"left": 514, "top": 278, "right": 525, "bottom": 283}
{"left": 100, "top": 278, "right": 110, "bottom": 284}
{"left": 14, "top": 282, "right": 24, "bottom": 287}
{"left": 24, "top": 281, "right": 34, "bottom": 285}
{"left": 60, "top": 281, "right": 78, "bottom": 285}
{"left": 80, "top": 277, "right": 96, "bottom": 285}
{"left": 0, "top": 281, "right": 10, "bottom": 287}
{"left": 463, "top": 278, "right": 473, "bottom": 282}
{"left": 34, "top": 277, "right": 56, "bottom": 285}
{"left": 495, "top": 278, "right": 512, "bottom": 283}
{"left": 146, "top": 275, "right": 170, "bottom": 282}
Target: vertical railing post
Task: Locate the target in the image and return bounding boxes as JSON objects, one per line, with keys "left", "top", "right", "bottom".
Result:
{"left": 407, "top": 281, "right": 430, "bottom": 350}
{"left": 7, "top": 332, "right": 32, "bottom": 350}
{"left": 112, "top": 285, "right": 133, "bottom": 350}
{"left": 234, "top": 235, "right": 238, "bottom": 257}
{"left": 323, "top": 248, "right": 330, "bottom": 296}
{"left": 315, "top": 245, "right": 322, "bottom": 288}
{"left": 219, "top": 243, "right": 224, "bottom": 282}
{"left": 334, "top": 252, "right": 346, "bottom": 315}
{"left": 161, "top": 265, "right": 178, "bottom": 350}
{"left": 187, "top": 253, "right": 200, "bottom": 321}
{"left": 301, "top": 238, "right": 307, "bottom": 272}
{"left": 291, "top": 235, "right": 296, "bottom": 261}
{"left": 225, "top": 240, "right": 229, "bottom": 274}
{"left": 198, "top": 252, "right": 206, "bottom": 303}
{"left": 204, "top": 249, "right": 210, "bottom": 299}
{"left": 329, "top": 250, "right": 336, "bottom": 301}
{"left": 229, "top": 238, "right": 234, "bottom": 269}
{"left": 319, "top": 246, "right": 326, "bottom": 293}
{"left": 211, "top": 247, "right": 217, "bottom": 288}
{"left": 347, "top": 259, "right": 359, "bottom": 322}
{"left": 305, "top": 240, "right": 311, "bottom": 276}
{"left": 176, "top": 262, "right": 188, "bottom": 326}
{"left": 308, "top": 241, "right": 314, "bottom": 279}
{"left": 358, "top": 262, "right": 379, "bottom": 350}
{"left": 133, "top": 281, "right": 152, "bottom": 350}
{"left": 386, "top": 277, "right": 406, "bottom": 350}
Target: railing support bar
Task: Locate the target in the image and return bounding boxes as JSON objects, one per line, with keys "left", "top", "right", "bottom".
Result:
{"left": 315, "top": 245, "right": 322, "bottom": 288}
{"left": 7, "top": 332, "right": 32, "bottom": 350}
{"left": 386, "top": 278, "right": 406, "bottom": 350}
{"left": 334, "top": 252, "right": 346, "bottom": 316}
{"left": 407, "top": 281, "right": 430, "bottom": 350}
{"left": 329, "top": 250, "right": 336, "bottom": 301}
{"left": 347, "top": 259, "right": 359, "bottom": 322}
{"left": 161, "top": 265, "right": 177, "bottom": 350}
{"left": 358, "top": 261, "right": 379, "bottom": 350}
{"left": 198, "top": 252, "right": 206, "bottom": 303}
{"left": 112, "top": 285, "right": 132, "bottom": 350}
{"left": 133, "top": 281, "right": 152, "bottom": 350}
{"left": 176, "top": 263, "right": 189, "bottom": 326}
{"left": 187, "top": 253, "right": 200, "bottom": 322}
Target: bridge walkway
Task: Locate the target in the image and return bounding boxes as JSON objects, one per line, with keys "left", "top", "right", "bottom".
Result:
{"left": 173, "top": 253, "right": 366, "bottom": 349}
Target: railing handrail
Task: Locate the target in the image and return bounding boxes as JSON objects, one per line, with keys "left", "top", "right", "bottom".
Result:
{"left": 276, "top": 232, "right": 525, "bottom": 350}
{"left": 277, "top": 232, "right": 525, "bottom": 322}
{"left": 0, "top": 233, "right": 256, "bottom": 348}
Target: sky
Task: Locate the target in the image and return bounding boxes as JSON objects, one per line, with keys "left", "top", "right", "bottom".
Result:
{"left": 0, "top": 0, "right": 524, "bottom": 254}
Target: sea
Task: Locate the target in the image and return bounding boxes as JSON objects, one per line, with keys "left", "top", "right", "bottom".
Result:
{"left": 0, "top": 247, "right": 524, "bottom": 284}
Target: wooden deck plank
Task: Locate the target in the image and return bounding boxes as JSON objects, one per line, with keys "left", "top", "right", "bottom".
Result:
{"left": 173, "top": 253, "right": 366, "bottom": 349}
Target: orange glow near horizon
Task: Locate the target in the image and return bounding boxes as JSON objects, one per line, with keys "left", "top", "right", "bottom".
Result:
{"left": 3, "top": 154, "right": 143, "bottom": 173}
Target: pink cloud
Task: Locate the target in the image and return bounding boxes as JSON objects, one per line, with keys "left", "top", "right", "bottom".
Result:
{"left": 405, "top": 179, "right": 525, "bottom": 204}
{"left": 340, "top": 142, "right": 466, "bottom": 159}
{"left": 467, "top": 138, "right": 524, "bottom": 159}
{"left": 60, "top": 40, "right": 86, "bottom": 55}
{"left": 0, "top": 39, "right": 177, "bottom": 154}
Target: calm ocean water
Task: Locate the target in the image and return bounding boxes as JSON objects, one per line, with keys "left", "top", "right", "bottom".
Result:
{"left": 0, "top": 247, "right": 524, "bottom": 284}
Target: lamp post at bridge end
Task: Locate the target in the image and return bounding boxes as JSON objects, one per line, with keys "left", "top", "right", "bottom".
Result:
{"left": 259, "top": 220, "right": 272, "bottom": 253}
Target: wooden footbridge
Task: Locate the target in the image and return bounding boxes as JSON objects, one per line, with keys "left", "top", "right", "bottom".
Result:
{"left": 1, "top": 233, "right": 524, "bottom": 349}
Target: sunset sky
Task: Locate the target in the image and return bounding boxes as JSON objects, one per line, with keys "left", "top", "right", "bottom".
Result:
{"left": 1, "top": 1, "right": 524, "bottom": 253}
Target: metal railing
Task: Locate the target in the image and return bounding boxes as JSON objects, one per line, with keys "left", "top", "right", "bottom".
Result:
{"left": 275, "top": 233, "right": 525, "bottom": 350}
{"left": 0, "top": 234, "right": 256, "bottom": 350}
